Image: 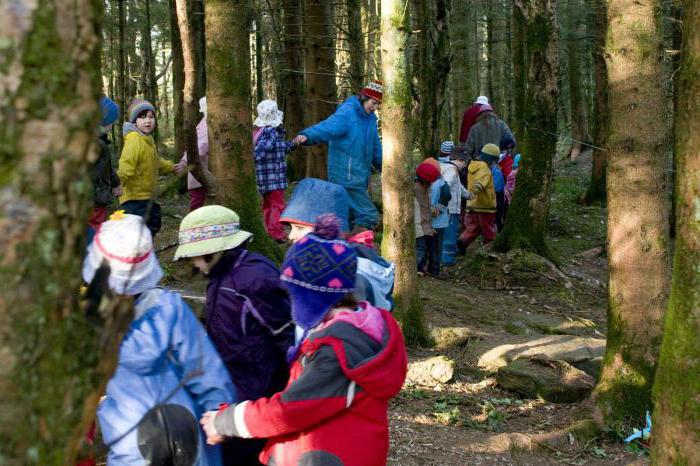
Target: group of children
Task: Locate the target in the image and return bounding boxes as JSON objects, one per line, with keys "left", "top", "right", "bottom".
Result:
{"left": 413, "top": 129, "right": 522, "bottom": 277}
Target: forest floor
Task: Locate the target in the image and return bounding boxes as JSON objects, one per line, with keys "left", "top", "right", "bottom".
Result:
{"left": 153, "top": 151, "right": 650, "bottom": 466}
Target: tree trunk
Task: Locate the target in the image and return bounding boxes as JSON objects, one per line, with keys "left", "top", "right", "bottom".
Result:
{"left": 493, "top": 0, "right": 559, "bottom": 256}
{"left": 205, "top": 0, "right": 282, "bottom": 261}
{"left": 346, "top": 0, "right": 365, "bottom": 92}
{"left": 117, "top": 0, "right": 127, "bottom": 148}
{"left": 449, "top": 0, "right": 476, "bottom": 140}
{"left": 170, "top": 0, "right": 186, "bottom": 162}
{"left": 566, "top": 0, "right": 590, "bottom": 161}
{"left": 192, "top": 0, "right": 207, "bottom": 99}
{"left": 651, "top": 2, "right": 700, "bottom": 460}
{"left": 580, "top": 0, "right": 608, "bottom": 204}
{"left": 176, "top": 0, "right": 215, "bottom": 193}
{"left": 255, "top": 18, "right": 265, "bottom": 104}
{"left": 0, "top": 0, "right": 128, "bottom": 461}
{"left": 510, "top": 2, "right": 526, "bottom": 138}
{"left": 141, "top": 0, "right": 158, "bottom": 105}
{"left": 303, "top": 0, "right": 337, "bottom": 179}
{"left": 281, "top": 0, "right": 306, "bottom": 181}
{"left": 380, "top": 0, "right": 428, "bottom": 345}
{"left": 593, "top": 0, "right": 670, "bottom": 426}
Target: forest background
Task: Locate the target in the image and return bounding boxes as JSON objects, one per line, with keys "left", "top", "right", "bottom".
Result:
{"left": 0, "top": 0, "right": 698, "bottom": 464}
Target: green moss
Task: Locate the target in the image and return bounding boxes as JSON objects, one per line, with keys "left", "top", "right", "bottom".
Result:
{"left": 568, "top": 419, "right": 602, "bottom": 444}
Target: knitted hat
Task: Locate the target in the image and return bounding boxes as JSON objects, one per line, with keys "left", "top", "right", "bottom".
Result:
{"left": 254, "top": 99, "right": 283, "bottom": 128}
{"left": 480, "top": 143, "right": 500, "bottom": 163}
{"left": 128, "top": 99, "right": 156, "bottom": 123}
{"left": 416, "top": 160, "right": 440, "bottom": 183}
{"left": 100, "top": 96, "right": 119, "bottom": 127}
{"left": 83, "top": 213, "right": 163, "bottom": 295}
{"left": 475, "top": 96, "right": 489, "bottom": 105}
{"left": 499, "top": 135, "right": 515, "bottom": 150}
{"left": 280, "top": 178, "right": 351, "bottom": 232}
{"left": 280, "top": 230, "right": 358, "bottom": 330}
{"left": 477, "top": 103, "right": 493, "bottom": 115}
{"left": 174, "top": 205, "right": 253, "bottom": 260}
{"left": 361, "top": 80, "right": 383, "bottom": 103}
{"left": 439, "top": 141, "right": 454, "bottom": 155}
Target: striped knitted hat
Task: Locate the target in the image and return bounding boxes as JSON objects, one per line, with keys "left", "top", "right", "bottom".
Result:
{"left": 280, "top": 231, "right": 358, "bottom": 330}
{"left": 128, "top": 99, "right": 156, "bottom": 123}
{"left": 440, "top": 140, "right": 454, "bottom": 155}
{"left": 361, "top": 80, "right": 383, "bottom": 103}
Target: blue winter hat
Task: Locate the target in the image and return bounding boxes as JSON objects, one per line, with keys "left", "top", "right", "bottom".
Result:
{"left": 280, "top": 178, "right": 351, "bottom": 233}
{"left": 280, "top": 232, "right": 358, "bottom": 330}
{"left": 439, "top": 140, "right": 454, "bottom": 155}
{"left": 128, "top": 99, "right": 156, "bottom": 123}
{"left": 513, "top": 153, "right": 522, "bottom": 169}
{"left": 100, "top": 96, "right": 119, "bottom": 127}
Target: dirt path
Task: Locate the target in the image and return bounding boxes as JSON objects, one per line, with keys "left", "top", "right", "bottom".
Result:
{"left": 153, "top": 154, "right": 649, "bottom": 465}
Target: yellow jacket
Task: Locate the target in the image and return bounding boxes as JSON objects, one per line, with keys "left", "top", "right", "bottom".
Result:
{"left": 117, "top": 131, "right": 175, "bottom": 203}
{"left": 466, "top": 160, "right": 496, "bottom": 213}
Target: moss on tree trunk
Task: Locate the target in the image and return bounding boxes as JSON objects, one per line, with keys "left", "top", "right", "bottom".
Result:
{"left": 592, "top": 0, "right": 670, "bottom": 429}
{"left": 380, "top": 0, "right": 428, "bottom": 345}
{"left": 493, "top": 1, "right": 559, "bottom": 257}
{"left": 0, "top": 0, "right": 111, "bottom": 462}
{"left": 204, "top": 0, "right": 282, "bottom": 262}
{"left": 651, "top": 0, "right": 700, "bottom": 461}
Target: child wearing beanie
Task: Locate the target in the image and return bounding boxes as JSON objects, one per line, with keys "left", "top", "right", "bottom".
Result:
{"left": 414, "top": 160, "right": 441, "bottom": 275}
{"left": 118, "top": 99, "right": 186, "bottom": 238}
{"left": 458, "top": 143, "right": 499, "bottom": 253}
{"left": 87, "top": 96, "right": 123, "bottom": 243}
{"left": 200, "top": 219, "right": 407, "bottom": 466}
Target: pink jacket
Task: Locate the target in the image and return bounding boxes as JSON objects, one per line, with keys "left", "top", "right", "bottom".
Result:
{"left": 180, "top": 118, "right": 209, "bottom": 189}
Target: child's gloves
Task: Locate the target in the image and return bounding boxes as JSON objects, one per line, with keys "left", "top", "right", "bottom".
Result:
{"left": 200, "top": 410, "right": 225, "bottom": 445}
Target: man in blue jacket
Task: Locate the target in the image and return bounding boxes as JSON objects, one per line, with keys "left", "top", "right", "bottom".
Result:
{"left": 293, "top": 80, "right": 383, "bottom": 231}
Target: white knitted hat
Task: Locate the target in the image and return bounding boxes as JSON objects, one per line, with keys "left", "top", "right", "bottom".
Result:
{"left": 83, "top": 213, "right": 163, "bottom": 295}
{"left": 254, "top": 100, "right": 283, "bottom": 128}
{"left": 475, "top": 96, "right": 489, "bottom": 105}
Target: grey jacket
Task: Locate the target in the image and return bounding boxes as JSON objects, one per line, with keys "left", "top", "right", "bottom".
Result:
{"left": 465, "top": 114, "right": 515, "bottom": 158}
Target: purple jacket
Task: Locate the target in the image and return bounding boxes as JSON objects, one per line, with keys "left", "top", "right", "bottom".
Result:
{"left": 205, "top": 248, "right": 294, "bottom": 401}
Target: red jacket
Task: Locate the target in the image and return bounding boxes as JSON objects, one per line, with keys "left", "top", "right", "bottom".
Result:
{"left": 214, "top": 304, "right": 408, "bottom": 466}
{"left": 458, "top": 104, "right": 482, "bottom": 143}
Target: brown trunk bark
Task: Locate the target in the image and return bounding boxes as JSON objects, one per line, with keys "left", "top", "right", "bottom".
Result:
{"left": 205, "top": 0, "right": 282, "bottom": 260}
{"left": 176, "top": 0, "right": 216, "bottom": 194}
{"left": 346, "top": 0, "right": 365, "bottom": 92}
{"left": 593, "top": 0, "right": 671, "bottom": 426}
{"left": 303, "top": 0, "right": 337, "bottom": 179}
{"left": 651, "top": 3, "right": 700, "bottom": 460}
{"left": 380, "top": 0, "right": 428, "bottom": 345}
{"left": 170, "top": 0, "right": 186, "bottom": 161}
{"left": 117, "top": 0, "right": 127, "bottom": 148}
{"left": 281, "top": 0, "right": 307, "bottom": 181}
{"left": 0, "top": 0, "right": 131, "bottom": 461}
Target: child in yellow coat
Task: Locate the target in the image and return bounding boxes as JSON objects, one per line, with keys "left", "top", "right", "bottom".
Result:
{"left": 118, "top": 99, "right": 185, "bottom": 237}
{"left": 458, "top": 143, "right": 498, "bottom": 254}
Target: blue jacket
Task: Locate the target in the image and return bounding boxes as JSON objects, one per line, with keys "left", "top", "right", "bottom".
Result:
{"left": 97, "top": 288, "right": 237, "bottom": 465}
{"left": 491, "top": 164, "right": 505, "bottom": 194}
{"left": 431, "top": 178, "right": 450, "bottom": 229}
{"left": 301, "top": 96, "right": 382, "bottom": 189}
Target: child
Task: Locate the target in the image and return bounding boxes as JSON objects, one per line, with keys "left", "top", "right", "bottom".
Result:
{"left": 179, "top": 96, "right": 209, "bottom": 211}
{"left": 88, "top": 96, "right": 122, "bottom": 243}
{"left": 174, "top": 205, "right": 294, "bottom": 465}
{"left": 458, "top": 143, "right": 499, "bottom": 253}
{"left": 253, "top": 100, "right": 297, "bottom": 242}
{"left": 83, "top": 213, "right": 235, "bottom": 465}
{"left": 491, "top": 154, "right": 506, "bottom": 232}
{"left": 118, "top": 99, "right": 186, "bottom": 238}
{"left": 414, "top": 160, "right": 441, "bottom": 275}
{"left": 437, "top": 141, "right": 472, "bottom": 265}
{"left": 200, "top": 221, "right": 408, "bottom": 466}
{"left": 280, "top": 177, "right": 395, "bottom": 312}
{"left": 424, "top": 158, "right": 451, "bottom": 276}
{"left": 499, "top": 135, "right": 522, "bottom": 221}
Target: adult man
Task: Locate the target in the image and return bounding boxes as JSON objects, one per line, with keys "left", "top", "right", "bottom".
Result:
{"left": 293, "top": 81, "right": 383, "bottom": 232}
{"left": 459, "top": 95, "right": 489, "bottom": 144}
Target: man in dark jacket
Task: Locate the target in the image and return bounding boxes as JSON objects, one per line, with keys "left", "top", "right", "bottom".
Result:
{"left": 175, "top": 205, "right": 294, "bottom": 466}
{"left": 88, "top": 96, "right": 122, "bottom": 243}
{"left": 458, "top": 95, "right": 489, "bottom": 144}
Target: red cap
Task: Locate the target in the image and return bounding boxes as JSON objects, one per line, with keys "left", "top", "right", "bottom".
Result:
{"left": 361, "top": 80, "right": 383, "bottom": 103}
{"left": 416, "top": 161, "right": 440, "bottom": 183}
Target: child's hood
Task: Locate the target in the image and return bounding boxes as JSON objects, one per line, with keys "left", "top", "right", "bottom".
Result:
{"left": 122, "top": 122, "right": 155, "bottom": 144}
{"left": 468, "top": 160, "right": 488, "bottom": 174}
{"left": 309, "top": 303, "right": 407, "bottom": 400}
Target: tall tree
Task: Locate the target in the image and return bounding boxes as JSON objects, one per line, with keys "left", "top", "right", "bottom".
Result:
{"left": 303, "top": 0, "right": 337, "bottom": 179}
{"left": 492, "top": 0, "right": 559, "bottom": 255}
{"left": 580, "top": 0, "right": 608, "bottom": 204}
{"left": 346, "top": 0, "right": 366, "bottom": 91}
{"left": 565, "top": 0, "right": 590, "bottom": 160}
{"left": 169, "top": 0, "right": 186, "bottom": 160}
{"left": 0, "top": 0, "right": 125, "bottom": 461}
{"left": 651, "top": 0, "right": 700, "bottom": 461}
{"left": 593, "top": 0, "right": 670, "bottom": 427}
{"left": 205, "top": 0, "right": 282, "bottom": 260}
{"left": 176, "top": 0, "right": 215, "bottom": 193}
{"left": 381, "top": 0, "right": 428, "bottom": 344}
{"left": 117, "top": 0, "right": 127, "bottom": 148}
{"left": 281, "top": 0, "right": 307, "bottom": 180}
{"left": 141, "top": 0, "right": 158, "bottom": 105}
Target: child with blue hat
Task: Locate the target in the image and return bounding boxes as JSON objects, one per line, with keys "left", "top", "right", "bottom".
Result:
{"left": 200, "top": 219, "right": 407, "bottom": 466}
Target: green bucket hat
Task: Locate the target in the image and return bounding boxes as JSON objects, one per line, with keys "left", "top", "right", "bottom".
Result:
{"left": 174, "top": 205, "right": 253, "bottom": 260}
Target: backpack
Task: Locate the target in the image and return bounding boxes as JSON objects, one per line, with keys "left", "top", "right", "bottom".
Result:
{"left": 438, "top": 179, "right": 452, "bottom": 207}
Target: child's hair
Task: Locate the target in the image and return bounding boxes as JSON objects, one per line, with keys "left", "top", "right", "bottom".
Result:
{"left": 136, "top": 109, "right": 155, "bottom": 120}
{"left": 333, "top": 292, "right": 359, "bottom": 309}
{"left": 313, "top": 214, "right": 343, "bottom": 239}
